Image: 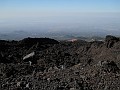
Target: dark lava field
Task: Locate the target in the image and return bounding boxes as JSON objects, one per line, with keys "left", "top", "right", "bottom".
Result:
{"left": 0, "top": 35, "right": 120, "bottom": 90}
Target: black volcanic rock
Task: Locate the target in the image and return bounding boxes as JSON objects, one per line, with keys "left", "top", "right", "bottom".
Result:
{"left": 1, "top": 36, "right": 120, "bottom": 90}
{"left": 0, "top": 53, "right": 13, "bottom": 64}
{"left": 105, "top": 35, "right": 119, "bottom": 41}
{"left": 19, "top": 37, "right": 59, "bottom": 46}
{"left": 105, "top": 35, "right": 119, "bottom": 48}
{"left": 98, "top": 60, "right": 119, "bottom": 73}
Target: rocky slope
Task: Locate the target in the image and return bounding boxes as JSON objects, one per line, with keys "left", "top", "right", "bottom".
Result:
{"left": 0, "top": 35, "right": 120, "bottom": 90}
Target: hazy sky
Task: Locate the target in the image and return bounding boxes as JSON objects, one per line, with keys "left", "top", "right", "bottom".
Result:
{"left": 0, "top": 0, "right": 120, "bottom": 34}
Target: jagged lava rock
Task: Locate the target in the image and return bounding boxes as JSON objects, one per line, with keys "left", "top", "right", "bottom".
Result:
{"left": 105, "top": 35, "right": 119, "bottom": 48}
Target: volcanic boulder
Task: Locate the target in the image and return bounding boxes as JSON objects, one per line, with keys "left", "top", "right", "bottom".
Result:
{"left": 105, "top": 35, "right": 119, "bottom": 48}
